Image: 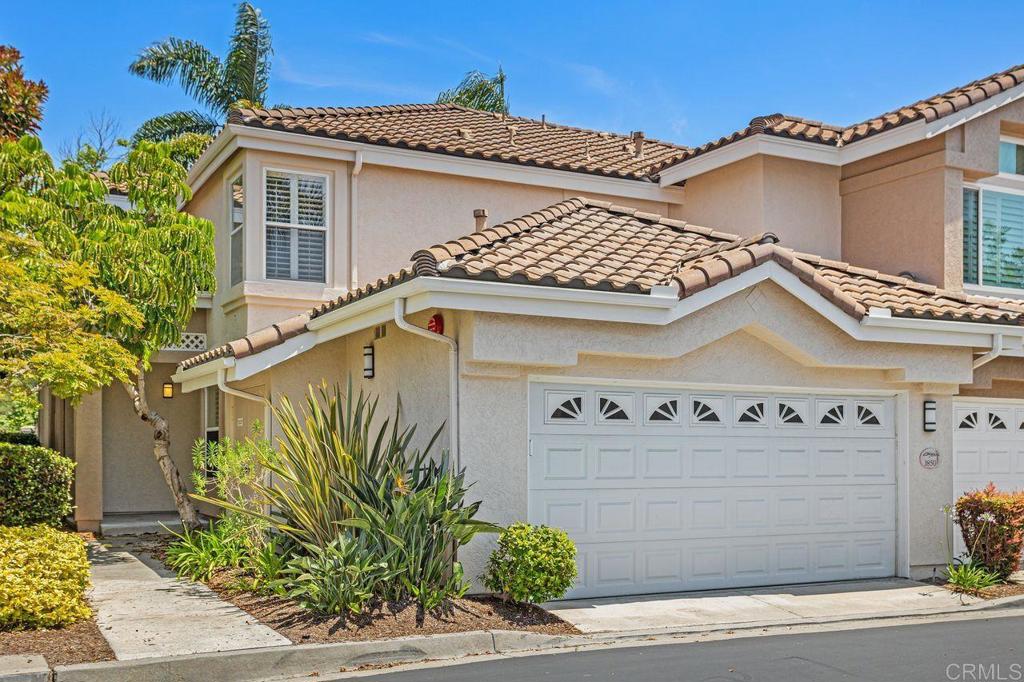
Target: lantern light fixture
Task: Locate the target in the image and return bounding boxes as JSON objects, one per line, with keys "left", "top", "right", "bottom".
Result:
{"left": 162, "top": 382, "right": 174, "bottom": 399}
{"left": 363, "top": 344, "right": 375, "bottom": 379}
{"left": 923, "top": 399, "right": 937, "bottom": 432}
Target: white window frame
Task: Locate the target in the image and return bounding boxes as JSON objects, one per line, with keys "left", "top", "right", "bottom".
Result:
{"left": 227, "top": 168, "right": 245, "bottom": 288}
{"left": 261, "top": 167, "right": 331, "bottom": 284}
{"left": 999, "top": 134, "right": 1024, "bottom": 177}
{"left": 202, "top": 386, "right": 220, "bottom": 476}
{"left": 963, "top": 180, "right": 1024, "bottom": 298}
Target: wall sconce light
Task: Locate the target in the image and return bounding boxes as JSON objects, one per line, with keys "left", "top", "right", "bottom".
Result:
{"left": 162, "top": 382, "right": 174, "bottom": 399}
{"left": 363, "top": 344, "right": 375, "bottom": 379}
{"left": 923, "top": 399, "right": 937, "bottom": 431}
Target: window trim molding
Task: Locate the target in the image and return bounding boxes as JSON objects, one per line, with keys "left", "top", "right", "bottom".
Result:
{"left": 963, "top": 182, "right": 1024, "bottom": 290}
{"left": 227, "top": 167, "right": 245, "bottom": 287}
{"left": 261, "top": 166, "right": 331, "bottom": 284}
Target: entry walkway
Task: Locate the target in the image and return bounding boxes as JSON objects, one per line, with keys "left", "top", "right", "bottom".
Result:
{"left": 545, "top": 578, "right": 981, "bottom": 633}
{"left": 88, "top": 537, "right": 289, "bottom": 660}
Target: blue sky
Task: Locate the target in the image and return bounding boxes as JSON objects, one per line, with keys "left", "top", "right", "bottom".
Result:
{"left": 6, "top": 1, "right": 1024, "bottom": 157}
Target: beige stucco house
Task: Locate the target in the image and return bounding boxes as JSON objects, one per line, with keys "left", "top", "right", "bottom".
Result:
{"left": 40, "top": 62, "right": 1024, "bottom": 598}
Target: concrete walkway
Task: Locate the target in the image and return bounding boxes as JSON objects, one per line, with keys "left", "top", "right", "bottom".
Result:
{"left": 88, "top": 538, "right": 290, "bottom": 660}
{"left": 546, "top": 578, "right": 982, "bottom": 633}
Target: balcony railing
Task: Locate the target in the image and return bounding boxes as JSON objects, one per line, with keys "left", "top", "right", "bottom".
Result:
{"left": 162, "top": 332, "right": 207, "bottom": 352}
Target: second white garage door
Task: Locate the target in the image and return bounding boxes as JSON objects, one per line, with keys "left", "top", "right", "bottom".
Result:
{"left": 529, "top": 383, "right": 897, "bottom": 599}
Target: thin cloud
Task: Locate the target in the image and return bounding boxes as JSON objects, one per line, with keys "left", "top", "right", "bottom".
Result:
{"left": 360, "top": 32, "right": 419, "bottom": 49}
{"left": 433, "top": 38, "right": 497, "bottom": 66}
{"left": 275, "top": 55, "right": 433, "bottom": 100}
{"left": 562, "top": 62, "right": 620, "bottom": 97}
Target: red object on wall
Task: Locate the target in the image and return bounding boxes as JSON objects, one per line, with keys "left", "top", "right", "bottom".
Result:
{"left": 428, "top": 313, "right": 444, "bottom": 335}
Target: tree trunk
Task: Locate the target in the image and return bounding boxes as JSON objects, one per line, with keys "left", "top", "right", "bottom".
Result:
{"left": 122, "top": 364, "right": 200, "bottom": 528}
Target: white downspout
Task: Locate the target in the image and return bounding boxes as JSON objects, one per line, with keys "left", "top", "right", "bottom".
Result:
{"left": 393, "top": 299, "right": 459, "bottom": 468}
{"left": 349, "top": 151, "right": 364, "bottom": 292}
{"left": 217, "top": 369, "right": 263, "bottom": 403}
{"left": 973, "top": 333, "right": 1006, "bottom": 369}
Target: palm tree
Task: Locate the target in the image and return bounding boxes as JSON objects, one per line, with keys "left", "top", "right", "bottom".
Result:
{"left": 437, "top": 68, "right": 508, "bottom": 114}
{"left": 128, "top": 2, "right": 271, "bottom": 143}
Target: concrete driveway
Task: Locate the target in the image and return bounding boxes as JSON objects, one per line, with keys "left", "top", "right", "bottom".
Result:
{"left": 545, "top": 579, "right": 980, "bottom": 633}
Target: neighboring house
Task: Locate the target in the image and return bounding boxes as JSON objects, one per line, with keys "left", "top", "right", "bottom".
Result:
{"left": 39, "top": 62, "right": 1024, "bottom": 598}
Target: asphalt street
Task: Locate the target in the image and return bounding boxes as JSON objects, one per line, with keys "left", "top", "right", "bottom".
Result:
{"left": 355, "top": 614, "right": 1024, "bottom": 682}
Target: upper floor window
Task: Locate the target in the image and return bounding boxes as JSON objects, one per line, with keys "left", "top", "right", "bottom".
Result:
{"left": 1000, "top": 139, "right": 1024, "bottom": 175}
{"left": 229, "top": 174, "right": 244, "bottom": 286}
{"left": 964, "top": 186, "right": 1024, "bottom": 289}
{"left": 264, "top": 170, "right": 327, "bottom": 283}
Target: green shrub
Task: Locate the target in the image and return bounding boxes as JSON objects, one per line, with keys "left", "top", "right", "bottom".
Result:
{"left": 276, "top": 536, "right": 398, "bottom": 615}
{"left": 197, "top": 381, "right": 499, "bottom": 611}
{"left": 0, "top": 432, "right": 39, "bottom": 446}
{"left": 0, "top": 525, "right": 91, "bottom": 629}
{"left": 946, "top": 560, "right": 1001, "bottom": 595}
{"left": 485, "top": 523, "right": 577, "bottom": 603}
{"left": 955, "top": 484, "right": 1024, "bottom": 579}
{"left": 165, "top": 519, "right": 248, "bottom": 581}
{"left": 0, "top": 443, "right": 74, "bottom": 526}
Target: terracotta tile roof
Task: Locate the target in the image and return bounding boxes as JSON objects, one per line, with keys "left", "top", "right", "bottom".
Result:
{"left": 228, "top": 104, "right": 689, "bottom": 181}
{"left": 655, "top": 62, "right": 1024, "bottom": 171}
{"left": 179, "top": 198, "right": 1024, "bottom": 372}
{"left": 93, "top": 170, "right": 127, "bottom": 196}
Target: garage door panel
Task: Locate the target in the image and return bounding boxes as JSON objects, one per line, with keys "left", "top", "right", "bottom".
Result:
{"left": 532, "top": 384, "right": 896, "bottom": 598}
{"left": 531, "top": 436, "right": 895, "bottom": 489}
{"left": 530, "top": 485, "right": 895, "bottom": 544}
{"left": 570, "top": 532, "right": 896, "bottom": 598}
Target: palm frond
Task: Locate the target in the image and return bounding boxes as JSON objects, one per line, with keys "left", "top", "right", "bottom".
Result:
{"left": 436, "top": 68, "right": 508, "bottom": 113}
{"left": 131, "top": 110, "right": 222, "bottom": 144}
{"left": 129, "top": 38, "right": 229, "bottom": 112}
{"left": 224, "top": 2, "right": 272, "bottom": 106}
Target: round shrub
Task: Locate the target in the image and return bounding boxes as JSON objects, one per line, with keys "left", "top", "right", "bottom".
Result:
{"left": 955, "top": 484, "right": 1024, "bottom": 579}
{"left": 0, "top": 525, "right": 92, "bottom": 629}
{"left": 0, "top": 443, "right": 75, "bottom": 526}
{"left": 0, "top": 432, "right": 40, "bottom": 446}
{"left": 485, "top": 523, "right": 577, "bottom": 603}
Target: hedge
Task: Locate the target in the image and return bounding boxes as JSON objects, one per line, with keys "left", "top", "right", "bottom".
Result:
{"left": 0, "top": 525, "right": 91, "bottom": 629}
{"left": 0, "top": 432, "right": 39, "bottom": 446}
{"left": 956, "top": 483, "right": 1024, "bottom": 579}
{"left": 0, "top": 443, "right": 75, "bottom": 527}
{"left": 484, "top": 523, "right": 578, "bottom": 603}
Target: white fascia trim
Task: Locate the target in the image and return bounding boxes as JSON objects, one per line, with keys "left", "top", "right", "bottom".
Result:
{"left": 925, "top": 81, "right": 1024, "bottom": 138}
{"left": 216, "top": 124, "right": 686, "bottom": 204}
{"left": 173, "top": 262, "right": 1024, "bottom": 391}
{"left": 659, "top": 121, "right": 929, "bottom": 185}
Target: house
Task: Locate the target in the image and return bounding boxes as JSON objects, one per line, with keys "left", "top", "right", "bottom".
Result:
{"left": 40, "top": 62, "right": 1024, "bottom": 598}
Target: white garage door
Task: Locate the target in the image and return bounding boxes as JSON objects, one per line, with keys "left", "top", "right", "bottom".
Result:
{"left": 953, "top": 400, "right": 1024, "bottom": 555}
{"left": 529, "top": 383, "right": 897, "bottom": 599}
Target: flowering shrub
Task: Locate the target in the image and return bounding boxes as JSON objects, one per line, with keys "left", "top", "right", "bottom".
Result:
{"left": 955, "top": 484, "right": 1024, "bottom": 579}
{"left": 0, "top": 525, "right": 91, "bottom": 629}
{"left": 485, "top": 523, "right": 577, "bottom": 603}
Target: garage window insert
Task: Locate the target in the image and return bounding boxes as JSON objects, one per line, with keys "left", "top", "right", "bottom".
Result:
{"left": 265, "top": 170, "right": 327, "bottom": 283}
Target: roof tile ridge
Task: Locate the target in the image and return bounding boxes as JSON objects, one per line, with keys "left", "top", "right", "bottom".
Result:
{"left": 409, "top": 198, "right": 587, "bottom": 276}
{"left": 769, "top": 247, "right": 868, "bottom": 319}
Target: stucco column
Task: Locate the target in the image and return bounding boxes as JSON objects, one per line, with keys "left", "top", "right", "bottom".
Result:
{"left": 73, "top": 391, "right": 103, "bottom": 532}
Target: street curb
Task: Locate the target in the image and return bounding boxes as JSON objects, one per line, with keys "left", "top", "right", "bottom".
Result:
{"left": 51, "top": 631, "right": 562, "bottom": 682}
{"left": 42, "top": 595, "right": 1024, "bottom": 682}
{"left": 0, "top": 655, "right": 50, "bottom": 682}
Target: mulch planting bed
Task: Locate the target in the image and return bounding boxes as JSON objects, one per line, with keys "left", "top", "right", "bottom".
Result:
{"left": 929, "top": 577, "right": 1024, "bottom": 600}
{"left": 205, "top": 569, "right": 580, "bottom": 644}
{"left": 0, "top": 617, "right": 115, "bottom": 666}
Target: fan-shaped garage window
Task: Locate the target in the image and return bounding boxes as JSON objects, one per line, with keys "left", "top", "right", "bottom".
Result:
{"left": 598, "top": 396, "right": 631, "bottom": 422}
{"left": 692, "top": 399, "right": 721, "bottom": 424}
{"left": 819, "top": 404, "right": 845, "bottom": 426}
{"left": 856, "top": 404, "right": 881, "bottom": 427}
{"left": 777, "top": 401, "right": 805, "bottom": 425}
{"left": 550, "top": 396, "right": 583, "bottom": 421}
{"left": 737, "top": 401, "right": 765, "bottom": 425}
{"left": 989, "top": 412, "right": 1008, "bottom": 430}
{"left": 648, "top": 399, "right": 678, "bottom": 423}
{"left": 958, "top": 411, "right": 978, "bottom": 430}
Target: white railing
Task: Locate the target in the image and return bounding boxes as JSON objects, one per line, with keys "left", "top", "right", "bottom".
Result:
{"left": 162, "top": 332, "right": 207, "bottom": 352}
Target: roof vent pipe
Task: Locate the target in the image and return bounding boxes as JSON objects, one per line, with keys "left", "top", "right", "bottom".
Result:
{"left": 473, "top": 208, "right": 489, "bottom": 232}
{"left": 632, "top": 131, "right": 645, "bottom": 159}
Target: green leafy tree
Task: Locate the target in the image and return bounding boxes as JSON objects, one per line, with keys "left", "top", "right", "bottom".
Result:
{"left": 437, "top": 68, "right": 508, "bottom": 114}
{"left": 0, "top": 46, "right": 48, "bottom": 141}
{"left": 128, "top": 2, "right": 272, "bottom": 143}
{"left": 0, "top": 135, "right": 216, "bottom": 526}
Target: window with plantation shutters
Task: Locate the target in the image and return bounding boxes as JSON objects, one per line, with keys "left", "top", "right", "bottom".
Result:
{"left": 229, "top": 174, "right": 244, "bottom": 286}
{"left": 264, "top": 170, "right": 328, "bottom": 282}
